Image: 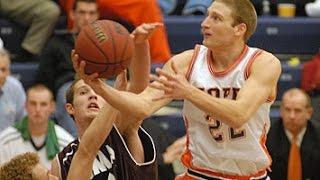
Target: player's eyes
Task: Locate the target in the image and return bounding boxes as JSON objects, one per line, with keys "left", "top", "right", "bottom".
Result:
{"left": 79, "top": 91, "right": 87, "bottom": 95}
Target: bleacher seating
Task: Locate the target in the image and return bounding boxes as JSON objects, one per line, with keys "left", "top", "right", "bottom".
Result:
{"left": 165, "top": 16, "right": 320, "bottom": 54}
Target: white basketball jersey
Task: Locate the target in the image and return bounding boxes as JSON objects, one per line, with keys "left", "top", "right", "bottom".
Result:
{"left": 181, "top": 45, "right": 273, "bottom": 178}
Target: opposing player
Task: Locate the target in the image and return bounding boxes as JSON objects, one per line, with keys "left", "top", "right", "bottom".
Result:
{"left": 73, "top": 0, "right": 281, "bottom": 179}
{"left": 51, "top": 23, "right": 161, "bottom": 180}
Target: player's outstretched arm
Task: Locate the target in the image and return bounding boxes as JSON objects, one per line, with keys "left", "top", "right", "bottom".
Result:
{"left": 128, "top": 23, "right": 163, "bottom": 93}
{"left": 152, "top": 52, "right": 281, "bottom": 128}
{"left": 71, "top": 50, "right": 193, "bottom": 120}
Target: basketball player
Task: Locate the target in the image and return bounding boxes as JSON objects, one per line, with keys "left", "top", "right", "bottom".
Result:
{"left": 51, "top": 23, "right": 161, "bottom": 180}
{"left": 72, "top": 0, "right": 281, "bottom": 179}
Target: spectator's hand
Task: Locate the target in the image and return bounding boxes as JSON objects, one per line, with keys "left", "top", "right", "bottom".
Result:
{"left": 163, "top": 136, "right": 186, "bottom": 164}
{"left": 131, "top": 23, "right": 163, "bottom": 44}
{"left": 150, "top": 61, "right": 196, "bottom": 100}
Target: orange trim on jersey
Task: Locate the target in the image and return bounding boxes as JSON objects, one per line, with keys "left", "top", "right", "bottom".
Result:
{"left": 207, "top": 45, "right": 249, "bottom": 77}
{"left": 243, "top": 51, "right": 277, "bottom": 103}
{"left": 259, "top": 124, "right": 272, "bottom": 171}
{"left": 181, "top": 116, "right": 268, "bottom": 180}
{"left": 244, "top": 49, "right": 263, "bottom": 80}
{"left": 186, "top": 45, "right": 201, "bottom": 81}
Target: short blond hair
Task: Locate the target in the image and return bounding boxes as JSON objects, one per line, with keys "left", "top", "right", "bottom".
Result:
{"left": 0, "top": 152, "right": 39, "bottom": 180}
{"left": 216, "top": 0, "right": 257, "bottom": 41}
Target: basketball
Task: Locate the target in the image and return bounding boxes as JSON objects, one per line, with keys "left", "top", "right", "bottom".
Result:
{"left": 75, "top": 20, "right": 134, "bottom": 78}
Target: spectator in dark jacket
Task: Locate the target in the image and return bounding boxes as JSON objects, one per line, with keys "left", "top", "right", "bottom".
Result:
{"left": 267, "top": 88, "right": 320, "bottom": 180}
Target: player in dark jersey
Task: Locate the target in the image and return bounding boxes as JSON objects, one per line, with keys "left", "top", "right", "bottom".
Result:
{"left": 51, "top": 23, "right": 162, "bottom": 180}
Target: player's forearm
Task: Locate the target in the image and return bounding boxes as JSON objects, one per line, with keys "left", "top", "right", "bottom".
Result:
{"left": 129, "top": 41, "right": 150, "bottom": 93}
{"left": 79, "top": 104, "right": 118, "bottom": 156}
{"left": 186, "top": 87, "right": 253, "bottom": 128}
{"left": 98, "top": 83, "right": 151, "bottom": 119}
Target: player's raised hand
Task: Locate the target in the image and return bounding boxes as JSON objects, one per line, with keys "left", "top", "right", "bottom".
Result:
{"left": 71, "top": 50, "right": 107, "bottom": 94}
{"left": 114, "top": 70, "right": 128, "bottom": 91}
{"left": 130, "top": 22, "right": 163, "bottom": 44}
{"left": 150, "top": 61, "right": 196, "bottom": 101}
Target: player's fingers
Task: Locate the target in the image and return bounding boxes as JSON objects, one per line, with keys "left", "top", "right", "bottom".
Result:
{"left": 155, "top": 68, "right": 175, "bottom": 80}
{"left": 78, "top": 61, "right": 86, "bottom": 75}
{"left": 149, "top": 82, "right": 172, "bottom": 92}
{"left": 171, "top": 60, "right": 184, "bottom": 75}
{"left": 150, "top": 75, "right": 174, "bottom": 88}
{"left": 87, "top": 73, "right": 99, "bottom": 81}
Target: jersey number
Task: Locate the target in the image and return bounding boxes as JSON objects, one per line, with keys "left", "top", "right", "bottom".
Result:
{"left": 206, "top": 115, "right": 245, "bottom": 142}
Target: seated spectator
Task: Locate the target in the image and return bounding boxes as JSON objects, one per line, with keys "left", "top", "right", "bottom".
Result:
{"left": 36, "top": 0, "right": 100, "bottom": 137}
{"left": 267, "top": 88, "right": 320, "bottom": 180}
{"left": 0, "top": 0, "right": 60, "bottom": 61}
{"left": 0, "top": 84, "right": 74, "bottom": 168}
{"left": 0, "top": 48, "right": 26, "bottom": 132}
{"left": 59, "top": 0, "right": 171, "bottom": 63}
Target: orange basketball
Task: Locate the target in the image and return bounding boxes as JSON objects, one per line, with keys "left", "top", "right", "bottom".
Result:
{"left": 75, "top": 20, "right": 134, "bottom": 78}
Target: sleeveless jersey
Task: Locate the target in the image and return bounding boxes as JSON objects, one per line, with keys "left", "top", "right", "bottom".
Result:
{"left": 57, "top": 126, "right": 157, "bottom": 180}
{"left": 181, "top": 45, "right": 273, "bottom": 178}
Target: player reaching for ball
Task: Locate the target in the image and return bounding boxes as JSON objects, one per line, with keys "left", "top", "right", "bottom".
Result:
{"left": 72, "top": 0, "right": 281, "bottom": 179}
{"left": 51, "top": 23, "right": 162, "bottom": 180}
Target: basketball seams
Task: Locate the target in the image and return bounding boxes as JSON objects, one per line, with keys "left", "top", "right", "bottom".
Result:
{"left": 79, "top": 54, "right": 126, "bottom": 65}
{"left": 75, "top": 20, "right": 133, "bottom": 78}
{"left": 119, "top": 30, "right": 130, "bottom": 62}
{"left": 104, "top": 22, "right": 117, "bottom": 64}
{"left": 83, "top": 26, "right": 110, "bottom": 62}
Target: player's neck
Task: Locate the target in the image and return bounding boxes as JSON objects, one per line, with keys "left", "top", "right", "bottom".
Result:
{"left": 76, "top": 118, "right": 93, "bottom": 138}
{"left": 209, "top": 42, "right": 246, "bottom": 70}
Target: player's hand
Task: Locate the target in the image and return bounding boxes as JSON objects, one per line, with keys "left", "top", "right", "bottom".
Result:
{"left": 150, "top": 61, "right": 196, "bottom": 100}
{"left": 114, "top": 70, "right": 128, "bottom": 91}
{"left": 163, "top": 136, "right": 186, "bottom": 164}
{"left": 130, "top": 22, "right": 163, "bottom": 44}
{"left": 71, "top": 50, "right": 105, "bottom": 92}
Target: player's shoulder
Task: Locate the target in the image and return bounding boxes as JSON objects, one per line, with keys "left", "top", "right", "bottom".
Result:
{"left": 252, "top": 49, "right": 281, "bottom": 72}
{"left": 256, "top": 50, "right": 281, "bottom": 65}
{"left": 164, "top": 46, "right": 199, "bottom": 75}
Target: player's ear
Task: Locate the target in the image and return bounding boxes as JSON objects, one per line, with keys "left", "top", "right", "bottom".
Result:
{"left": 65, "top": 103, "right": 75, "bottom": 116}
{"left": 234, "top": 23, "right": 246, "bottom": 38}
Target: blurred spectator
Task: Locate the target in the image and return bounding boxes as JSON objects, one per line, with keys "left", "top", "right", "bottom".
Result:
{"left": 267, "top": 88, "right": 320, "bottom": 180}
{"left": 0, "top": 48, "right": 26, "bottom": 132}
{"left": 59, "top": 0, "right": 171, "bottom": 63}
{"left": 0, "top": 84, "right": 74, "bottom": 168}
{"left": 306, "top": 0, "right": 320, "bottom": 17}
{"left": 36, "top": 0, "right": 100, "bottom": 137}
{"left": 0, "top": 152, "right": 58, "bottom": 180}
{"left": 0, "top": 0, "right": 60, "bottom": 61}
{"left": 251, "top": 0, "right": 315, "bottom": 16}
{"left": 158, "top": 0, "right": 213, "bottom": 15}
{"left": 142, "top": 119, "right": 186, "bottom": 180}
{"left": 0, "top": 38, "right": 3, "bottom": 49}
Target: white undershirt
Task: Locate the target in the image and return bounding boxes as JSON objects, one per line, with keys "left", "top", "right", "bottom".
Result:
{"left": 31, "top": 135, "right": 46, "bottom": 147}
